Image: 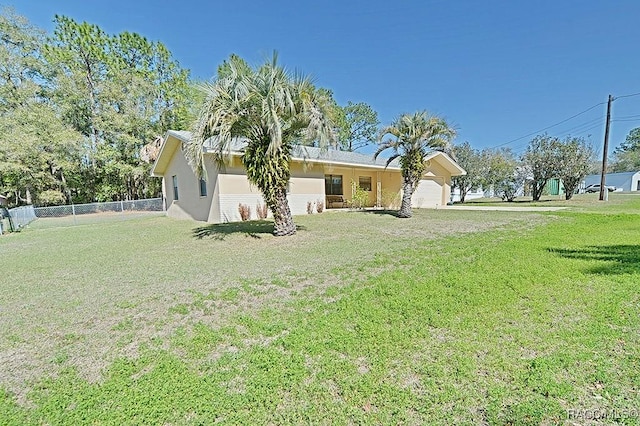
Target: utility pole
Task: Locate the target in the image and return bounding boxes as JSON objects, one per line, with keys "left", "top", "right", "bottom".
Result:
{"left": 599, "top": 94, "right": 613, "bottom": 201}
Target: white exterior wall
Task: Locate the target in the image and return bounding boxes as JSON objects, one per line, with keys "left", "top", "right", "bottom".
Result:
{"left": 412, "top": 178, "right": 444, "bottom": 208}
{"left": 410, "top": 160, "right": 455, "bottom": 208}
{"left": 163, "top": 144, "right": 219, "bottom": 222}
{"left": 632, "top": 172, "right": 640, "bottom": 191}
{"left": 216, "top": 160, "right": 325, "bottom": 222}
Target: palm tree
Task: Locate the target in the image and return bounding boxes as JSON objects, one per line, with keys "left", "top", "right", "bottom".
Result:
{"left": 186, "top": 53, "right": 335, "bottom": 236}
{"left": 375, "top": 111, "right": 455, "bottom": 218}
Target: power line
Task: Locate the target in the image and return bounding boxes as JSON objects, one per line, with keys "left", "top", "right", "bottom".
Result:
{"left": 490, "top": 101, "right": 605, "bottom": 148}
{"left": 572, "top": 122, "right": 605, "bottom": 136}
{"left": 615, "top": 114, "right": 640, "bottom": 120}
{"left": 612, "top": 118, "right": 640, "bottom": 122}
{"left": 615, "top": 91, "right": 640, "bottom": 99}
{"left": 555, "top": 117, "right": 604, "bottom": 136}
{"left": 508, "top": 121, "right": 604, "bottom": 156}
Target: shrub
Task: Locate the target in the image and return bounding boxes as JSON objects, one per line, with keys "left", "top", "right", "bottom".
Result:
{"left": 316, "top": 200, "right": 324, "bottom": 213}
{"left": 256, "top": 203, "right": 268, "bottom": 219}
{"left": 238, "top": 203, "right": 251, "bottom": 221}
{"left": 381, "top": 189, "right": 400, "bottom": 209}
{"left": 306, "top": 201, "right": 314, "bottom": 214}
{"left": 350, "top": 181, "right": 368, "bottom": 209}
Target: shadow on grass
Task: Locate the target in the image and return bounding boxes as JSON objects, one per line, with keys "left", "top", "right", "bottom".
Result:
{"left": 192, "top": 220, "right": 307, "bottom": 240}
{"left": 548, "top": 245, "right": 640, "bottom": 275}
{"left": 354, "top": 209, "right": 403, "bottom": 218}
{"left": 464, "top": 199, "right": 559, "bottom": 205}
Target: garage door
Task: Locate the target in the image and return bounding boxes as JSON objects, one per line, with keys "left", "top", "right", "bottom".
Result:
{"left": 411, "top": 177, "right": 443, "bottom": 208}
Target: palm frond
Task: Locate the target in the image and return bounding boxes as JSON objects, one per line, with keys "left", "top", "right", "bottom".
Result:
{"left": 385, "top": 153, "right": 401, "bottom": 168}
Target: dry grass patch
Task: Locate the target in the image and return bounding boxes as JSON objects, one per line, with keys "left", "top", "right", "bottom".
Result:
{"left": 0, "top": 209, "right": 544, "bottom": 400}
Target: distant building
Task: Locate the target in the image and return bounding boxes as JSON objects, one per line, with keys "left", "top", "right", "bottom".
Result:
{"left": 584, "top": 172, "right": 640, "bottom": 192}
{"left": 450, "top": 187, "right": 485, "bottom": 203}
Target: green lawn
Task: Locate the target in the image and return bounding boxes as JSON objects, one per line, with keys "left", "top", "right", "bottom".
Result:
{"left": 464, "top": 191, "right": 640, "bottom": 214}
{"left": 0, "top": 198, "right": 639, "bottom": 425}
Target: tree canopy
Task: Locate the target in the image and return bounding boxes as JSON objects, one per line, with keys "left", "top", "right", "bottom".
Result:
{"left": 522, "top": 134, "right": 563, "bottom": 201}
{"left": 0, "top": 8, "right": 191, "bottom": 207}
{"left": 612, "top": 127, "right": 640, "bottom": 172}
{"left": 451, "top": 142, "right": 485, "bottom": 203}
{"left": 335, "top": 101, "right": 379, "bottom": 151}
{"left": 376, "top": 111, "right": 455, "bottom": 218}
{"left": 188, "top": 53, "right": 336, "bottom": 236}
{"left": 557, "top": 137, "right": 594, "bottom": 200}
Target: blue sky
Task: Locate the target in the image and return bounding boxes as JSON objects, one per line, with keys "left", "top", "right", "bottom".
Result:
{"left": 7, "top": 0, "right": 640, "bottom": 154}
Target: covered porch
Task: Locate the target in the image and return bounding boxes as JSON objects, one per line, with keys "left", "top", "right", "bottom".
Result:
{"left": 322, "top": 166, "right": 402, "bottom": 209}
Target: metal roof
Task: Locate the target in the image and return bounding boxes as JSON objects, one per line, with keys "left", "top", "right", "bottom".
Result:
{"left": 167, "top": 130, "right": 402, "bottom": 169}
{"left": 158, "top": 130, "right": 465, "bottom": 176}
{"left": 584, "top": 171, "right": 640, "bottom": 190}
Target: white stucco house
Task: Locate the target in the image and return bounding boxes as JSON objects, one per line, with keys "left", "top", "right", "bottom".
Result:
{"left": 150, "top": 130, "right": 466, "bottom": 223}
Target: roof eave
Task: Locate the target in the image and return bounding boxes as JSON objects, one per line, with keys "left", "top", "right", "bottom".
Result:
{"left": 425, "top": 151, "right": 466, "bottom": 176}
{"left": 150, "top": 130, "right": 187, "bottom": 177}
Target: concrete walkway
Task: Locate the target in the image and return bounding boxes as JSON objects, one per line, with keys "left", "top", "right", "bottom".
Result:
{"left": 441, "top": 205, "right": 568, "bottom": 212}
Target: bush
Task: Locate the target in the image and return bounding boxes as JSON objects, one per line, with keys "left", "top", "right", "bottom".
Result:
{"left": 316, "top": 200, "right": 324, "bottom": 213}
{"left": 256, "top": 203, "right": 268, "bottom": 219}
{"left": 351, "top": 182, "right": 368, "bottom": 209}
{"left": 306, "top": 201, "right": 314, "bottom": 214}
{"left": 238, "top": 203, "right": 251, "bottom": 221}
{"left": 381, "top": 189, "right": 400, "bottom": 209}
{"left": 36, "top": 190, "right": 66, "bottom": 207}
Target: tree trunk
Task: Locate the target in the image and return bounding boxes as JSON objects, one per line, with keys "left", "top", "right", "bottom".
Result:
{"left": 398, "top": 175, "right": 414, "bottom": 218}
{"left": 532, "top": 180, "right": 546, "bottom": 201}
{"left": 565, "top": 189, "right": 573, "bottom": 200}
{"left": 268, "top": 187, "right": 296, "bottom": 236}
{"left": 460, "top": 187, "right": 467, "bottom": 203}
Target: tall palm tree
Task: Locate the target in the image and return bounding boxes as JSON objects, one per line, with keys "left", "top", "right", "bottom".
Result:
{"left": 186, "top": 53, "right": 335, "bottom": 236}
{"left": 375, "top": 111, "right": 455, "bottom": 218}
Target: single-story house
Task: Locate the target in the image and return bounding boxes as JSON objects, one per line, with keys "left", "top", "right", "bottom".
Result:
{"left": 151, "top": 130, "right": 466, "bottom": 223}
{"left": 584, "top": 171, "right": 640, "bottom": 192}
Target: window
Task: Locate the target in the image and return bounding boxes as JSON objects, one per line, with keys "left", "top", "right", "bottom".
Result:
{"left": 324, "top": 175, "right": 343, "bottom": 195}
{"left": 172, "top": 175, "right": 179, "bottom": 201}
{"left": 199, "top": 178, "right": 207, "bottom": 197}
{"left": 359, "top": 176, "right": 372, "bottom": 191}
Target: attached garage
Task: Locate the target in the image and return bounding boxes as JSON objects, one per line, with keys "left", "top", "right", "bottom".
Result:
{"left": 412, "top": 177, "right": 445, "bottom": 208}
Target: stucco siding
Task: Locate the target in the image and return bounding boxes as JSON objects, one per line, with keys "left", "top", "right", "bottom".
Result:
{"left": 154, "top": 131, "right": 465, "bottom": 222}
{"left": 412, "top": 177, "right": 443, "bottom": 208}
{"left": 217, "top": 193, "right": 325, "bottom": 222}
{"left": 216, "top": 161, "right": 325, "bottom": 221}
{"left": 424, "top": 160, "right": 453, "bottom": 205}
{"left": 379, "top": 171, "right": 402, "bottom": 208}
{"left": 163, "top": 144, "right": 218, "bottom": 221}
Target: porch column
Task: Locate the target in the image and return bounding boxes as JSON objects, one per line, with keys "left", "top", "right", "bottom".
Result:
{"left": 376, "top": 171, "right": 382, "bottom": 207}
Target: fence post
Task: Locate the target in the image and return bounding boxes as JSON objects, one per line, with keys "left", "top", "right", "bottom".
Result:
{"left": 71, "top": 203, "right": 77, "bottom": 225}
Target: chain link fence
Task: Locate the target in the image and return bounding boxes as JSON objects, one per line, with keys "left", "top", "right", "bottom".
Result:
{"left": 1, "top": 198, "right": 164, "bottom": 232}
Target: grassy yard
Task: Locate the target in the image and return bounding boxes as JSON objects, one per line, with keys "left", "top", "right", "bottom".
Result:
{"left": 0, "top": 197, "right": 638, "bottom": 424}
{"left": 464, "top": 192, "right": 640, "bottom": 214}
